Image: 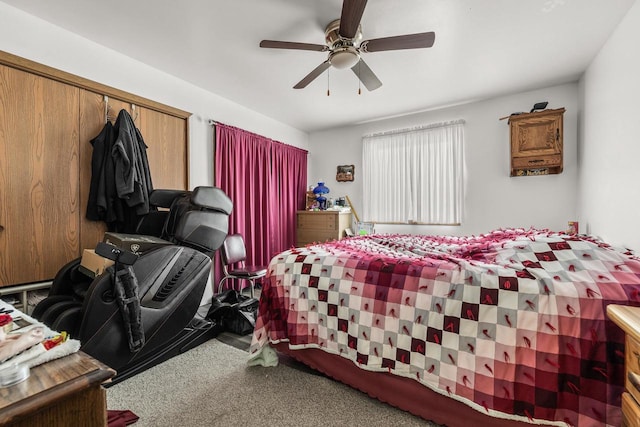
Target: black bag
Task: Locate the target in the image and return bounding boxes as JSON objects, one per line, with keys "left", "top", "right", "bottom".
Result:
{"left": 206, "top": 289, "right": 258, "bottom": 335}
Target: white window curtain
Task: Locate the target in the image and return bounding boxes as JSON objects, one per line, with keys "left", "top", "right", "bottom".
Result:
{"left": 362, "top": 120, "right": 464, "bottom": 224}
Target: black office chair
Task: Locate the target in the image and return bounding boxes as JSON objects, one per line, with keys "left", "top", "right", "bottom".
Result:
{"left": 217, "top": 234, "right": 267, "bottom": 298}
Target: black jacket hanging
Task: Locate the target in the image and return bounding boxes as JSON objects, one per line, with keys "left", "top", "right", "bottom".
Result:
{"left": 86, "top": 109, "right": 155, "bottom": 233}
{"left": 111, "top": 109, "right": 155, "bottom": 232}
{"left": 86, "top": 120, "right": 123, "bottom": 228}
{"left": 112, "top": 109, "right": 153, "bottom": 214}
{"left": 86, "top": 121, "right": 113, "bottom": 221}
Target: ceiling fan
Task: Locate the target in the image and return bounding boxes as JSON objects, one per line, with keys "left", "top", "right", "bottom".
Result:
{"left": 259, "top": 0, "right": 435, "bottom": 91}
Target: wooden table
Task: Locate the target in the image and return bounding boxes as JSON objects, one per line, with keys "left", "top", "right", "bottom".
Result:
{"left": 0, "top": 351, "right": 115, "bottom": 426}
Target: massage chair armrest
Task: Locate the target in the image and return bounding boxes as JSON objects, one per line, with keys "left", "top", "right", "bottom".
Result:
{"left": 95, "top": 241, "right": 139, "bottom": 265}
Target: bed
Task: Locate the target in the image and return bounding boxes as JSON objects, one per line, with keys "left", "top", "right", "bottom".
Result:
{"left": 248, "top": 228, "right": 640, "bottom": 426}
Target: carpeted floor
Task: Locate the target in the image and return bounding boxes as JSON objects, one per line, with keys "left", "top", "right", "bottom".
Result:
{"left": 216, "top": 330, "right": 252, "bottom": 352}
{"left": 106, "top": 337, "right": 439, "bottom": 426}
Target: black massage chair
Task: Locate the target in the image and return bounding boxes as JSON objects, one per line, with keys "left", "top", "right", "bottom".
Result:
{"left": 32, "top": 186, "right": 233, "bottom": 384}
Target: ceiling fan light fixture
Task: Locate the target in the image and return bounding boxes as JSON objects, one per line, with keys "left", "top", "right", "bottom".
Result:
{"left": 260, "top": 1, "right": 436, "bottom": 91}
{"left": 329, "top": 46, "right": 360, "bottom": 69}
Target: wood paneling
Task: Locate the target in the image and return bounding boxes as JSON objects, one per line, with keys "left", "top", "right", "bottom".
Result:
{"left": 0, "top": 50, "right": 189, "bottom": 120}
{"left": 0, "top": 64, "right": 80, "bottom": 285}
{"left": 0, "top": 50, "right": 191, "bottom": 286}
{"left": 137, "top": 106, "right": 188, "bottom": 190}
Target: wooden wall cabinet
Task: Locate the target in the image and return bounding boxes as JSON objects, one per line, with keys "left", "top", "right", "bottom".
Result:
{"left": 296, "top": 210, "right": 352, "bottom": 247}
{"left": 0, "top": 51, "right": 190, "bottom": 287}
{"left": 509, "top": 108, "right": 565, "bottom": 177}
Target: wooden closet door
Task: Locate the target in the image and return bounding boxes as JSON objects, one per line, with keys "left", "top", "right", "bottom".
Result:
{"left": 0, "top": 65, "right": 80, "bottom": 286}
{"left": 136, "top": 106, "right": 188, "bottom": 190}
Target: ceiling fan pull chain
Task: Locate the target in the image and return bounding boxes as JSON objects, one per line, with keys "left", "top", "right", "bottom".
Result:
{"left": 327, "top": 68, "right": 331, "bottom": 96}
{"left": 358, "top": 61, "right": 362, "bottom": 95}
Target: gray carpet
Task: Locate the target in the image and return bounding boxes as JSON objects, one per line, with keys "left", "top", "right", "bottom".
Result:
{"left": 216, "top": 330, "right": 252, "bottom": 352}
{"left": 107, "top": 338, "right": 439, "bottom": 426}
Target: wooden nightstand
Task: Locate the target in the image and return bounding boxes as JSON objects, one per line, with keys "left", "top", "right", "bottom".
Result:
{"left": 607, "top": 304, "right": 640, "bottom": 427}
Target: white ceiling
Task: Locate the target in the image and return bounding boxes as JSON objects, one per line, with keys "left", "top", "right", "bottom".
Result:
{"left": 2, "top": 0, "right": 636, "bottom": 132}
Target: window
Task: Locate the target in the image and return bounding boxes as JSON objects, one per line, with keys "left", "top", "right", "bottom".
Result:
{"left": 362, "top": 120, "right": 464, "bottom": 225}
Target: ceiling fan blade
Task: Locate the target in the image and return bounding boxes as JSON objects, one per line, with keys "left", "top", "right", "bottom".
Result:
{"left": 360, "top": 32, "right": 435, "bottom": 52}
{"left": 351, "top": 59, "right": 382, "bottom": 91}
{"left": 294, "top": 61, "right": 332, "bottom": 89}
{"left": 339, "top": 0, "right": 368, "bottom": 39}
{"left": 260, "top": 40, "right": 328, "bottom": 52}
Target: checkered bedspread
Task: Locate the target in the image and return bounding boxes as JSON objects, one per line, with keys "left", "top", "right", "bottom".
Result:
{"left": 249, "top": 229, "right": 640, "bottom": 426}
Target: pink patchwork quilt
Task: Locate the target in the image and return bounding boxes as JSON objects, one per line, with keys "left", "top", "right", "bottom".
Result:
{"left": 249, "top": 229, "right": 640, "bottom": 426}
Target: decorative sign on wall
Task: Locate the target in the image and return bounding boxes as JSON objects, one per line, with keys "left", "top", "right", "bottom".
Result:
{"left": 336, "top": 165, "right": 355, "bottom": 182}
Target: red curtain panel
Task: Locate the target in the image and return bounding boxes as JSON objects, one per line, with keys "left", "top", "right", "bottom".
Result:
{"left": 214, "top": 123, "right": 307, "bottom": 289}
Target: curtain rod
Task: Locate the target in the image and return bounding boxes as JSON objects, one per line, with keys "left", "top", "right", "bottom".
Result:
{"left": 209, "top": 120, "right": 266, "bottom": 137}
{"left": 208, "top": 119, "right": 308, "bottom": 154}
{"left": 363, "top": 119, "right": 465, "bottom": 138}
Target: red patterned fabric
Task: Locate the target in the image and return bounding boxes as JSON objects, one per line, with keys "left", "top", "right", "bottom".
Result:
{"left": 250, "top": 229, "right": 640, "bottom": 426}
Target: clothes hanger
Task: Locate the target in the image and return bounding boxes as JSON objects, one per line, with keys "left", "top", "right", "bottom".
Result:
{"left": 104, "top": 95, "right": 115, "bottom": 124}
{"left": 131, "top": 103, "right": 139, "bottom": 122}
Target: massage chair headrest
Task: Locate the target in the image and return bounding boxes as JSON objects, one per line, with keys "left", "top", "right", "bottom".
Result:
{"left": 171, "top": 186, "right": 233, "bottom": 253}
{"left": 189, "top": 186, "right": 233, "bottom": 215}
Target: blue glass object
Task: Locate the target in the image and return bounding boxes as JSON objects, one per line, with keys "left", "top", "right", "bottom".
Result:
{"left": 312, "top": 182, "right": 330, "bottom": 210}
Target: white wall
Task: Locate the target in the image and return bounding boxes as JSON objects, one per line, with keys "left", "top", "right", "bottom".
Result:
{"left": 578, "top": 1, "right": 640, "bottom": 252}
{"left": 0, "top": 2, "right": 309, "bottom": 189}
{"left": 309, "top": 83, "right": 579, "bottom": 237}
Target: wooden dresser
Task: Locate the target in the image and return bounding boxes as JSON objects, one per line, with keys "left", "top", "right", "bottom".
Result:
{"left": 607, "top": 304, "right": 640, "bottom": 427}
{"left": 296, "top": 210, "right": 352, "bottom": 247}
